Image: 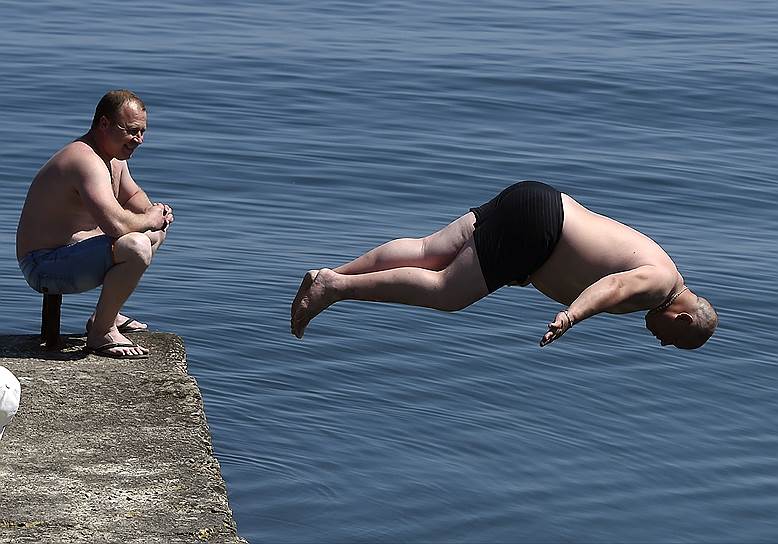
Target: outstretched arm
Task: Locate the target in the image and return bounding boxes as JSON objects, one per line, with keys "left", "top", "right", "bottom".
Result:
{"left": 540, "top": 265, "right": 674, "bottom": 347}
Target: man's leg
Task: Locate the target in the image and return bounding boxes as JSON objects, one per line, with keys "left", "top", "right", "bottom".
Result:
{"left": 86, "top": 229, "right": 167, "bottom": 333}
{"left": 146, "top": 228, "right": 167, "bottom": 255}
{"left": 334, "top": 213, "right": 476, "bottom": 274}
{"left": 291, "top": 219, "right": 489, "bottom": 338}
{"left": 291, "top": 212, "right": 477, "bottom": 327}
{"left": 86, "top": 232, "right": 154, "bottom": 356}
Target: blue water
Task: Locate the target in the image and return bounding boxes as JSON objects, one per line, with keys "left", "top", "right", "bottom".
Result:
{"left": 1, "top": 1, "right": 777, "bottom": 541}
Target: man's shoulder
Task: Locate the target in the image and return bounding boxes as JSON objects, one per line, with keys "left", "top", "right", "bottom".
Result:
{"left": 628, "top": 264, "right": 682, "bottom": 301}
{"left": 632, "top": 263, "right": 678, "bottom": 284}
{"left": 52, "top": 140, "right": 112, "bottom": 181}
{"left": 58, "top": 139, "right": 99, "bottom": 163}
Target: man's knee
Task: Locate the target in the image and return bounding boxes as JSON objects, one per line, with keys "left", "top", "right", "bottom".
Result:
{"left": 147, "top": 229, "right": 166, "bottom": 254}
{"left": 114, "top": 232, "right": 153, "bottom": 267}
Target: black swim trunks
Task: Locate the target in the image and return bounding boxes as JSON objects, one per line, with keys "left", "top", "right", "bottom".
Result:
{"left": 470, "top": 181, "right": 564, "bottom": 293}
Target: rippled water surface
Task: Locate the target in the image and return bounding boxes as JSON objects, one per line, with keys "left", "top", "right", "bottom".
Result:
{"left": 1, "top": 1, "right": 777, "bottom": 542}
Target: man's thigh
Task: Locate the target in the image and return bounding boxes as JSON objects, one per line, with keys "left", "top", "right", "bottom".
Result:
{"left": 422, "top": 212, "right": 476, "bottom": 261}
{"left": 440, "top": 235, "right": 489, "bottom": 309}
{"left": 19, "top": 235, "right": 114, "bottom": 294}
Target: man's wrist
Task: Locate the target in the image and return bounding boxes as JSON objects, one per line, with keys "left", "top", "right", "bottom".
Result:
{"left": 562, "top": 309, "right": 574, "bottom": 328}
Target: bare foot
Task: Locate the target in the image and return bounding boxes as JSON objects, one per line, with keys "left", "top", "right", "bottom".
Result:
{"left": 115, "top": 313, "right": 148, "bottom": 333}
{"left": 86, "top": 326, "right": 149, "bottom": 358}
{"left": 86, "top": 313, "right": 148, "bottom": 333}
{"left": 291, "top": 269, "right": 319, "bottom": 322}
{"left": 291, "top": 268, "right": 337, "bottom": 339}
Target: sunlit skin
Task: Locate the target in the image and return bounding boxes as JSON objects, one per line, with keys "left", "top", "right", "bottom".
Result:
{"left": 17, "top": 96, "right": 174, "bottom": 358}
{"left": 291, "top": 191, "right": 713, "bottom": 349}
{"left": 644, "top": 297, "right": 698, "bottom": 349}
{"left": 100, "top": 102, "right": 147, "bottom": 162}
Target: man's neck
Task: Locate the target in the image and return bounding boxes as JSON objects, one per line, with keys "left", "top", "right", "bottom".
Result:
{"left": 652, "top": 285, "right": 689, "bottom": 313}
{"left": 79, "top": 131, "right": 113, "bottom": 165}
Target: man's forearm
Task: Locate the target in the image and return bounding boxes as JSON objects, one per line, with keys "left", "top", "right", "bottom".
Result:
{"left": 102, "top": 208, "right": 160, "bottom": 237}
{"left": 567, "top": 267, "right": 663, "bottom": 323}
{"left": 566, "top": 275, "right": 623, "bottom": 324}
{"left": 540, "top": 275, "right": 625, "bottom": 347}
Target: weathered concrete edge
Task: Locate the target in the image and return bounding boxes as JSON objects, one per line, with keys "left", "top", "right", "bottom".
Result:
{"left": 0, "top": 333, "right": 248, "bottom": 544}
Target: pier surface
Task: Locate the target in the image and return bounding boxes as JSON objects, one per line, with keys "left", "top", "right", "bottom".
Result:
{"left": 0, "top": 333, "right": 246, "bottom": 544}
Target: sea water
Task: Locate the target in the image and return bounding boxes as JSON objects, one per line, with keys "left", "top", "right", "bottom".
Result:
{"left": 1, "top": 1, "right": 776, "bottom": 541}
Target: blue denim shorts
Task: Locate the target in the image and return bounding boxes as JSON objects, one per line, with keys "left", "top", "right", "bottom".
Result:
{"left": 19, "top": 235, "right": 114, "bottom": 295}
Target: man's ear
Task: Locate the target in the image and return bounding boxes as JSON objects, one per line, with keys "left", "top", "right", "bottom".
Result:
{"left": 99, "top": 115, "right": 110, "bottom": 130}
{"left": 675, "top": 312, "right": 693, "bottom": 325}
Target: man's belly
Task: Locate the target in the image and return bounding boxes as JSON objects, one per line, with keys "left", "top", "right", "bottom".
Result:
{"left": 529, "top": 276, "right": 585, "bottom": 306}
{"left": 526, "top": 192, "right": 661, "bottom": 305}
{"left": 17, "top": 225, "right": 102, "bottom": 259}
{"left": 69, "top": 227, "right": 104, "bottom": 244}
{"left": 527, "top": 234, "right": 611, "bottom": 305}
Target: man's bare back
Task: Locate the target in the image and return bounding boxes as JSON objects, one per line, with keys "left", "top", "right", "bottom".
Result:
{"left": 17, "top": 140, "right": 126, "bottom": 258}
{"left": 530, "top": 194, "right": 682, "bottom": 312}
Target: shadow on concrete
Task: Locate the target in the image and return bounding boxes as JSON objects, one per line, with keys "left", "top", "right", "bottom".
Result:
{"left": 0, "top": 334, "right": 88, "bottom": 361}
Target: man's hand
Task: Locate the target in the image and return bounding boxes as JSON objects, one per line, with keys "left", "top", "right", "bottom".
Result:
{"left": 145, "top": 203, "right": 167, "bottom": 231}
{"left": 159, "top": 202, "right": 174, "bottom": 230}
{"left": 148, "top": 202, "right": 174, "bottom": 231}
{"left": 540, "top": 309, "right": 574, "bottom": 347}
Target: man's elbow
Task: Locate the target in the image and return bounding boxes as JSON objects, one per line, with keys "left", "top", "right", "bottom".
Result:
{"left": 610, "top": 275, "right": 629, "bottom": 299}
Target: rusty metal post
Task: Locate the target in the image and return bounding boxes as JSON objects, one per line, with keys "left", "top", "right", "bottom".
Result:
{"left": 41, "top": 294, "right": 62, "bottom": 350}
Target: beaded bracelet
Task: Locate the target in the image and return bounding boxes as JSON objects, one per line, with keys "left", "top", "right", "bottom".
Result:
{"left": 562, "top": 309, "right": 574, "bottom": 329}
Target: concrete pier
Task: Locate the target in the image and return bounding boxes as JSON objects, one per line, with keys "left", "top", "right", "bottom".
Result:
{"left": 0, "top": 333, "right": 246, "bottom": 544}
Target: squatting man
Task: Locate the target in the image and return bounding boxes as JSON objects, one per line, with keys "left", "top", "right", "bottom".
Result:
{"left": 17, "top": 90, "right": 174, "bottom": 359}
